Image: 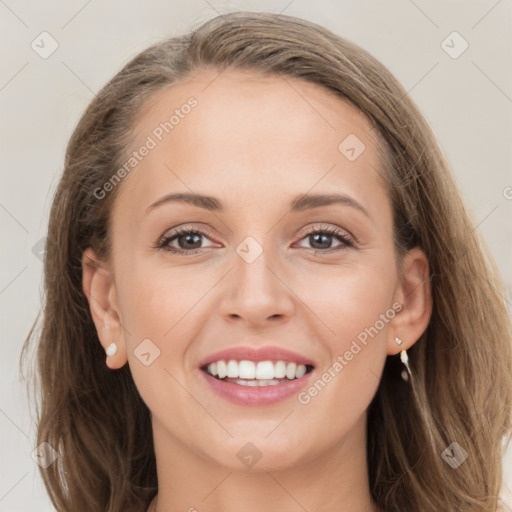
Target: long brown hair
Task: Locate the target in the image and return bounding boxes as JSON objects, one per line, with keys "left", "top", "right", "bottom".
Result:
{"left": 21, "top": 11, "right": 512, "bottom": 512}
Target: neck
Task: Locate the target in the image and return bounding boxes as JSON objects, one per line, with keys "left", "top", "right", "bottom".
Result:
{"left": 147, "top": 413, "right": 378, "bottom": 512}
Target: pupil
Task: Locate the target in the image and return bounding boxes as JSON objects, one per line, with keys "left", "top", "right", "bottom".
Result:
{"left": 311, "top": 233, "right": 331, "bottom": 249}
{"left": 181, "top": 233, "right": 201, "bottom": 249}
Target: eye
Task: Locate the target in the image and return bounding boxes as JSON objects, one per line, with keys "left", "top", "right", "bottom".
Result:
{"left": 295, "top": 224, "right": 354, "bottom": 252}
{"left": 156, "top": 223, "right": 355, "bottom": 256}
{"left": 156, "top": 226, "right": 218, "bottom": 255}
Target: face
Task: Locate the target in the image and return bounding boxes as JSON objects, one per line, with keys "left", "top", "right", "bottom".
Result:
{"left": 85, "top": 69, "right": 428, "bottom": 472}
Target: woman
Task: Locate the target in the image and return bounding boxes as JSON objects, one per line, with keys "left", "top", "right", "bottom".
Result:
{"left": 22, "top": 11, "right": 512, "bottom": 512}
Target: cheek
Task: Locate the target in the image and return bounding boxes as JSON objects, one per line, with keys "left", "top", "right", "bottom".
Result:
{"left": 114, "top": 261, "right": 204, "bottom": 431}
{"left": 294, "top": 254, "right": 397, "bottom": 344}
{"left": 116, "top": 255, "right": 204, "bottom": 338}
{"left": 294, "top": 253, "right": 396, "bottom": 405}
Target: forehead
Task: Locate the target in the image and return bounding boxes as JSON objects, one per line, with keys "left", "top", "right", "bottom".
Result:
{"left": 113, "top": 68, "right": 387, "bottom": 219}
{"left": 134, "top": 67, "right": 378, "bottom": 148}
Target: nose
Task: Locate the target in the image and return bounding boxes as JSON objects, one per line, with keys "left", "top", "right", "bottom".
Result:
{"left": 218, "top": 242, "right": 295, "bottom": 327}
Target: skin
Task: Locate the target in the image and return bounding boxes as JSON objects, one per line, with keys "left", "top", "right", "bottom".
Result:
{"left": 82, "top": 69, "right": 432, "bottom": 512}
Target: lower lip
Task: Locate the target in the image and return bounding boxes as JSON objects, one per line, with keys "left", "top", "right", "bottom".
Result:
{"left": 200, "top": 370, "right": 314, "bottom": 406}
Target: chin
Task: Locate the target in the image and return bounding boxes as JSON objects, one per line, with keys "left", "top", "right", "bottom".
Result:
{"left": 200, "top": 434, "right": 313, "bottom": 472}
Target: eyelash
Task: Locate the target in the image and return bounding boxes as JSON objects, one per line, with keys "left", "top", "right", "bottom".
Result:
{"left": 155, "top": 224, "right": 355, "bottom": 256}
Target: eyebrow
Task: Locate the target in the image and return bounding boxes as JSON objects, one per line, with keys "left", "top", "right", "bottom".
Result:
{"left": 145, "top": 192, "right": 369, "bottom": 217}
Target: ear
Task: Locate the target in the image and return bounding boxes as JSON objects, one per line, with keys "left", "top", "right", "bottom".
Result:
{"left": 82, "top": 247, "right": 128, "bottom": 369}
{"left": 387, "top": 246, "right": 433, "bottom": 355}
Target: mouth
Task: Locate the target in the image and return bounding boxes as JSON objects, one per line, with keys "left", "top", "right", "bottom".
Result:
{"left": 201, "top": 359, "right": 315, "bottom": 387}
{"left": 198, "top": 346, "right": 316, "bottom": 406}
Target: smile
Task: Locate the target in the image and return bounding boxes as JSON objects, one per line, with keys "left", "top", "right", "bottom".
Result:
{"left": 203, "top": 359, "right": 314, "bottom": 386}
{"left": 198, "top": 346, "right": 316, "bottom": 406}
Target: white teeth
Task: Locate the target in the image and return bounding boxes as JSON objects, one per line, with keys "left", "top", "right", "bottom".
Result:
{"left": 226, "top": 360, "right": 238, "bottom": 378}
{"left": 238, "top": 360, "right": 256, "bottom": 379}
{"left": 208, "top": 362, "right": 217, "bottom": 376}
{"left": 256, "top": 361, "right": 274, "bottom": 379}
{"left": 216, "top": 360, "right": 227, "bottom": 379}
{"left": 285, "top": 362, "right": 297, "bottom": 379}
{"left": 205, "top": 359, "right": 309, "bottom": 381}
{"left": 274, "top": 360, "right": 287, "bottom": 378}
{"left": 295, "top": 364, "right": 307, "bottom": 378}
{"left": 234, "top": 378, "right": 281, "bottom": 386}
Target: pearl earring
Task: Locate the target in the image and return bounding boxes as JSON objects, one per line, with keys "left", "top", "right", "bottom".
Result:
{"left": 106, "top": 343, "right": 118, "bottom": 357}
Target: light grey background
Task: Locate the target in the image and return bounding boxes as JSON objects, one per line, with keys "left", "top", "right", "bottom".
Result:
{"left": 1, "top": 1, "right": 511, "bottom": 510}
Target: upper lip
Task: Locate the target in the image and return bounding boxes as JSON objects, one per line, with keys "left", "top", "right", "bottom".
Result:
{"left": 198, "top": 346, "right": 315, "bottom": 369}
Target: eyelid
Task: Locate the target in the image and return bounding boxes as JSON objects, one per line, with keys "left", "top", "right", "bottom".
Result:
{"left": 156, "top": 223, "right": 219, "bottom": 249}
{"left": 295, "top": 223, "right": 356, "bottom": 245}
